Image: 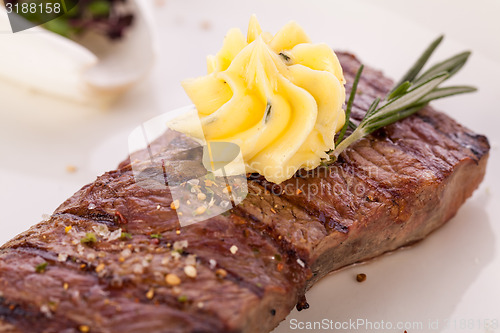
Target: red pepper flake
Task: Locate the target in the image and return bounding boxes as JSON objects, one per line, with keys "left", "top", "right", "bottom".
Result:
{"left": 78, "top": 325, "right": 90, "bottom": 333}
{"left": 170, "top": 200, "right": 180, "bottom": 210}
{"left": 146, "top": 288, "right": 155, "bottom": 300}
{"left": 296, "top": 189, "right": 302, "bottom": 195}
{"left": 204, "top": 179, "right": 214, "bottom": 186}
{"left": 276, "top": 263, "right": 284, "bottom": 272}
{"left": 95, "top": 264, "right": 105, "bottom": 273}
{"left": 114, "top": 211, "right": 128, "bottom": 224}
{"left": 270, "top": 208, "right": 277, "bottom": 214}
{"left": 215, "top": 268, "right": 228, "bottom": 279}
{"left": 66, "top": 165, "right": 77, "bottom": 173}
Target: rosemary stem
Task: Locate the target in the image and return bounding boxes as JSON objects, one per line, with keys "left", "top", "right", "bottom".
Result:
{"left": 331, "top": 126, "right": 367, "bottom": 160}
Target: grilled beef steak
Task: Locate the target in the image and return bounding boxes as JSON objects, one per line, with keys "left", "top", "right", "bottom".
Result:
{"left": 0, "top": 52, "right": 490, "bottom": 333}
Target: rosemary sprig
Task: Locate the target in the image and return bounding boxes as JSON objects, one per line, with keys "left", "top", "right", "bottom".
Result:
{"left": 326, "top": 36, "right": 476, "bottom": 163}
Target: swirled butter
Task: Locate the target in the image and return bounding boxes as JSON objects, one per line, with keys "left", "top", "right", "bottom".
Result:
{"left": 182, "top": 16, "right": 346, "bottom": 184}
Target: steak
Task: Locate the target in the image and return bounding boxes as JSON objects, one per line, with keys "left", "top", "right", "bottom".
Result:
{"left": 0, "top": 52, "right": 490, "bottom": 333}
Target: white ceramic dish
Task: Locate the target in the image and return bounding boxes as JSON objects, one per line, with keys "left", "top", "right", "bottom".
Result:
{"left": 0, "top": 0, "right": 156, "bottom": 105}
{"left": 0, "top": 0, "right": 498, "bottom": 332}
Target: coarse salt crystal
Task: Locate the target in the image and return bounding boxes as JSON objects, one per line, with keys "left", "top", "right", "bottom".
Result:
{"left": 186, "top": 254, "right": 197, "bottom": 266}
{"left": 297, "top": 259, "right": 305, "bottom": 268}
{"left": 230, "top": 245, "right": 238, "bottom": 254}
{"left": 184, "top": 265, "right": 197, "bottom": 278}
{"left": 173, "top": 240, "right": 188, "bottom": 251}
{"left": 93, "top": 225, "right": 110, "bottom": 238}
{"left": 161, "top": 256, "right": 170, "bottom": 265}
{"left": 171, "top": 251, "right": 181, "bottom": 261}
{"left": 132, "top": 264, "right": 144, "bottom": 274}
{"left": 58, "top": 253, "right": 68, "bottom": 262}
{"left": 120, "top": 248, "right": 132, "bottom": 258}
{"left": 107, "top": 228, "right": 122, "bottom": 241}
{"left": 77, "top": 244, "right": 85, "bottom": 255}
{"left": 40, "top": 304, "right": 52, "bottom": 318}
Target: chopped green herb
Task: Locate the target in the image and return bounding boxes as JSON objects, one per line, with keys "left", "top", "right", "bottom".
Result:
{"left": 205, "top": 187, "right": 215, "bottom": 196}
{"left": 81, "top": 232, "right": 97, "bottom": 244}
{"left": 279, "top": 52, "right": 291, "bottom": 62}
{"left": 178, "top": 295, "right": 188, "bottom": 303}
{"left": 206, "top": 172, "right": 216, "bottom": 181}
{"left": 274, "top": 254, "right": 282, "bottom": 261}
{"left": 88, "top": 0, "right": 111, "bottom": 17}
{"left": 120, "top": 232, "right": 133, "bottom": 240}
{"left": 263, "top": 102, "right": 272, "bottom": 124}
{"left": 150, "top": 233, "right": 162, "bottom": 239}
{"left": 36, "top": 262, "right": 48, "bottom": 273}
{"left": 43, "top": 19, "right": 73, "bottom": 38}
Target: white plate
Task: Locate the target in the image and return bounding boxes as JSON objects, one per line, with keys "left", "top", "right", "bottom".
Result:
{"left": 1, "top": 0, "right": 499, "bottom": 332}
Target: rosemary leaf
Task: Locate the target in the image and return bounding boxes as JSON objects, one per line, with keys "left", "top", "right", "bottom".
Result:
{"left": 348, "top": 120, "right": 358, "bottom": 130}
{"left": 367, "top": 72, "right": 449, "bottom": 124}
{"left": 336, "top": 65, "right": 363, "bottom": 146}
{"left": 387, "top": 81, "right": 411, "bottom": 101}
{"left": 413, "top": 51, "right": 471, "bottom": 85}
{"left": 418, "top": 86, "right": 477, "bottom": 105}
{"left": 365, "top": 103, "right": 427, "bottom": 132}
{"left": 390, "top": 35, "right": 443, "bottom": 93}
{"left": 361, "top": 97, "right": 381, "bottom": 123}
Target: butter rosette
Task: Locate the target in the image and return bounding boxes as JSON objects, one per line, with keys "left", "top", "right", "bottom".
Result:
{"left": 182, "top": 16, "right": 345, "bottom": 184}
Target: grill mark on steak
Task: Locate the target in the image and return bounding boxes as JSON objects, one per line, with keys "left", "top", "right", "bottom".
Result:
{"left": 0, "top": 52, "right": 490, "bottom": 333}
